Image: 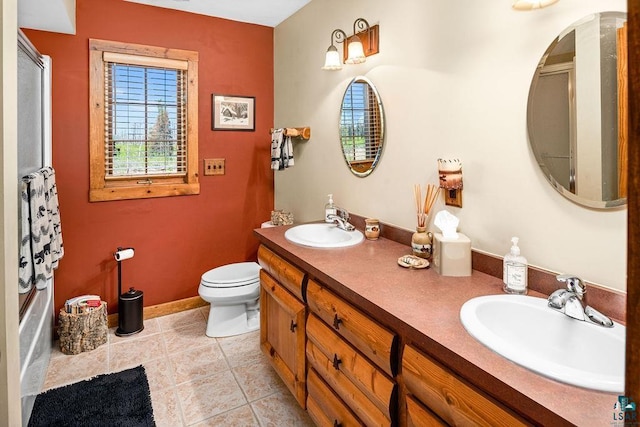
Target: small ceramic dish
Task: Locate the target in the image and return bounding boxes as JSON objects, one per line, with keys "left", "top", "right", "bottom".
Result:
{"left": 397, "top": 255, "right": 429, "bottom": 269}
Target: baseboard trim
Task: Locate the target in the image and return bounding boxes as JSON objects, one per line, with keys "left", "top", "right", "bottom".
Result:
{"left": 107, "top": 295, "right": 207, "bottom": 329}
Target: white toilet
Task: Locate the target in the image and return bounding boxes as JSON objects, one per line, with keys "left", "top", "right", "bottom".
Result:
{"left": 198, "top": 262, "right": 261, "bottom": 338}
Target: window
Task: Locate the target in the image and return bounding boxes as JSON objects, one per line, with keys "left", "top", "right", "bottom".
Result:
{"left": 89, "top": 39, "right": 199, "bottom": 201}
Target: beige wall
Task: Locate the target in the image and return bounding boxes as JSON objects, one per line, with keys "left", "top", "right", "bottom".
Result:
{"left": 274, "top": 0, "right": 628, "bottom": 291}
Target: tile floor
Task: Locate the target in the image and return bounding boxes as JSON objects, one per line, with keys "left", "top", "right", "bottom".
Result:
{"left": 42, "top": 307, "right": 314, "bottom": 426}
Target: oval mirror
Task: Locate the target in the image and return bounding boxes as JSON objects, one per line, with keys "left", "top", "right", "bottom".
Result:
{"left": 527, "top": 12, "right": 627, "bottom": 208}
{"left": 340, "top": 76, "right": 385, "bottom": 177}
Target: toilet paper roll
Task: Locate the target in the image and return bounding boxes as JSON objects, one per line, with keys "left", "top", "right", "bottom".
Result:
{"left": 114, "top": 248, "right": 134, "bottom": 261}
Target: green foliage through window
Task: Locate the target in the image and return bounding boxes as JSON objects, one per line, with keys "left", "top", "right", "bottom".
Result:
{"left": 106, "top": 63, "right": 186, "bottom": 177}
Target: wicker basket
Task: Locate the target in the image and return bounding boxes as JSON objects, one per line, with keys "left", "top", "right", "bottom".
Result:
{"left": 58, "top": 302, "right": 108, "bottom": 355}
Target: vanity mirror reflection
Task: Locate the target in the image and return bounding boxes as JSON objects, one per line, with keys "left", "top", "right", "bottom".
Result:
{"left": 527, "top": 12, "right": 627, "bottom": 208}
{"left": 340, "top": 76, "right": 385, "bottom": 177}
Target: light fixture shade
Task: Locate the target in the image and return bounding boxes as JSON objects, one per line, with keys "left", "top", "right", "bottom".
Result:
{"left": 322, "top": 45, "right": 342, "bottom": 70}
{"left": 512, "top": 0, "right": 559, "bottom": 10}
{"left": 346, "top": 36, "right": 366, "bottom": 64}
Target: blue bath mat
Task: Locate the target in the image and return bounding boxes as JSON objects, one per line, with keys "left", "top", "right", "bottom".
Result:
{"left": 28, "top": 365, "right": 155, "bottom": 426}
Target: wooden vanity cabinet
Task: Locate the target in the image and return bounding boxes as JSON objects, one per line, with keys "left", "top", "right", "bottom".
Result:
{"left": 402, "top": 345, "right": 530, "bottom": 427}
{"left": 306, "top": 279, "right": 398, "bottom": 426}
{"left": 258, "top": 246, "right": 307, "bottom": 407}
{"left": 257, "top": 243, "right": 529, "bottom": 426}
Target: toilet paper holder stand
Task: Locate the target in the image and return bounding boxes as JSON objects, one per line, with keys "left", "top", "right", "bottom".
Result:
{"left": 114, "top": 246, "right": 144, "bottom": 336}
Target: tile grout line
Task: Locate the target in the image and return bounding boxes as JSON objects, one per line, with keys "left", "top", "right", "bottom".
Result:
{"left": 42, "top": 308, "right": 311, "bottom": 426}
{"left": 158, "top": 327, "right": 189, "bottom": 426}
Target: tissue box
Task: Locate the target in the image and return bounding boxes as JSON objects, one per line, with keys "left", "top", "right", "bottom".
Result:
{"left": 432, "top": 232, "right": 472, "bottom": 277}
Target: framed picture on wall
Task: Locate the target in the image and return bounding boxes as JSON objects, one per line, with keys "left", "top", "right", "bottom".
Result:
{"left": 212, "top": 94, "right": 255, "bottom": 131}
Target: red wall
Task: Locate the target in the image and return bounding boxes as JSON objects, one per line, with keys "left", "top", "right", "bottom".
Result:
{"left": 24, "top": 0, "right": 274, "bottom": 314}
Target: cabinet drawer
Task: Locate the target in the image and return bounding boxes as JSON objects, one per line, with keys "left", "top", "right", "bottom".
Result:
{"left": 307, "top": 314, "right": 396, "bottom": 421}
{"left": 257, "top": 245, "right": 306, "bottom": 300}
{"left": 307, "top": 368, "right": 363, "bottom": 427}
{"left": 402, "top": 345, "right": 530, "bottom": 427}
{"left": 306, "top": 279, "right": 397, "bottom": 376}
{"left": 406, "top": 394, "right": 447, "bottom": 427}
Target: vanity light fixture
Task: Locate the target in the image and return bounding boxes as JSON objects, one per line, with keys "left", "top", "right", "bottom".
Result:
{"left": 322, "top": 18, "right": 379, "bottom": 71}
{"left": 512, "top": 0, "right": 559, "bottom": 11}
{"left": 345, "top": 18, "right": 370, "bottom": 64}
{"left": 322, "top": 29, "right": 348, "bottom": 70}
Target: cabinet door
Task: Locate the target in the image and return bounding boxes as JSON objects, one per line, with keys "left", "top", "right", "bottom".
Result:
{"left": 260, "top": 270, "right": 306, "bottom": 407}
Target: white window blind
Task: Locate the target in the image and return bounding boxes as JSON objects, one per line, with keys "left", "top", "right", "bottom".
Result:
{"left": 340, "top": 82, "right": 382, "bottom": 162}
{"left": 104, "top": 58, "right": 187, "bottom": 179}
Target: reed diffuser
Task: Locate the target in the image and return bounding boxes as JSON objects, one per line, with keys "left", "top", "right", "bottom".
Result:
{"left": 413, "top": 184, "right": 440, "bottom": 228}
{"left": 411, "top": 184, "right": 440, "bottom": 259}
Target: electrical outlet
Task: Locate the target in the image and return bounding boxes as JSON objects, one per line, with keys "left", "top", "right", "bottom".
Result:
{"left": 204, "top": 158, "right": 225, "bottom": 176}
{"left": 444, "top": 188, "right": 462, "bottom": 208}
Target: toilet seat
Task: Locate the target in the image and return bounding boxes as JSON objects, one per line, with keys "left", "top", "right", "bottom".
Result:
{"left": 200, "top": 262, "right": 261, "bottom": 288}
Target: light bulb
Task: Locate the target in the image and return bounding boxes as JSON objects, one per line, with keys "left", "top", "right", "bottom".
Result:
{"left": 346, "top": 36, "right": 366, "bottom": 64}
{"left": 322, "top": 45, "right": 342, "bottom": 70}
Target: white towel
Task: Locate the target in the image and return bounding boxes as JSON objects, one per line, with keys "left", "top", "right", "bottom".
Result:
{"left": 26, "top": 172, "right": 52, "bottom": 290}
{"left": 42, "top": 166, "right": 64, "bottom": 268}
{"left": 19, "top": 180, "right": 34, "bottom": 294}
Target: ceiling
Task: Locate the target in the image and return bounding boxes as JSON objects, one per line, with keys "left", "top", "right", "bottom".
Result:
{"left": 124, "top": 0, "right": 312, "bottom": 27}
{"left": 18, "top": 0, "right": 311, "bottom": 35}
{"left": 19, "top": 0, "right": 76, "bottom": 34}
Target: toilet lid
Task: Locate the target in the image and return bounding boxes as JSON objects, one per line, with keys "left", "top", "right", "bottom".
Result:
{"left": 201, "top": 262, "right": 261, "bottom": 288}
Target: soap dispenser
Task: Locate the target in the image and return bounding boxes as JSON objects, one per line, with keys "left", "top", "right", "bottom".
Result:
{"left": 325, "top": 194, "right": 337, "bottom": 222}
{"left": 503, "top": 237, "right": 528, "bottom": 295}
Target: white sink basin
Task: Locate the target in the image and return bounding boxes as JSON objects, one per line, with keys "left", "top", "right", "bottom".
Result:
{"left": 460, "top": 294, "right": 625, "bottom": 392}
{"left": 284, "top": 223, "right": 364, "bottom": 248}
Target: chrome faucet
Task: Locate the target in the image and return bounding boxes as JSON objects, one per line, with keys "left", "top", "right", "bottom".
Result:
{"left": 547, "top": 274, "right": 614, "bottom": 327}
{"left": 327, "top": 207, "right": 356, "bottom": 231}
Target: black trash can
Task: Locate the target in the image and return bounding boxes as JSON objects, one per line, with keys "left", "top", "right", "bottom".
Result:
{"left": 115, "top": 287, "right": 144, "bottom": 336}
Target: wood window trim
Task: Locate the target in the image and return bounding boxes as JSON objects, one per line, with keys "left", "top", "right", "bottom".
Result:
{"left": 89, "top": 39, "right": 199, "bottom": 202}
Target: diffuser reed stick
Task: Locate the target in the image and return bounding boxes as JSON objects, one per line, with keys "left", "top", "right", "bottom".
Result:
{"left": 414, "top": 183, "right": 440, "bottom": 228}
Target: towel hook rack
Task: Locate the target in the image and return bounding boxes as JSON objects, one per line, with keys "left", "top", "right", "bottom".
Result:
{"left": 270, "top": 127, "right": 311, "bottom": 140}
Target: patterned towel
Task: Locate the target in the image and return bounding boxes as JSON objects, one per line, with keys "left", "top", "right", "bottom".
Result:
{"left": 270, "top": 129, "right": 294, "bottom": 170}
{"left": 42, "top": 167, "right": 64, "bottom": 268}
{"left": 283, "top": 135, "right": 294, "bottom": 168}
{"left": 18, "top": 167, "right": 64, "bottom": 293}
{"left": 19, "top": 180, "right": 34, "bottom": 293}
{"left": 27, "top": 172, "right": 51, "bottom": 290}
{"left": 271, "top": 128, "right": 284, "bottom": 170}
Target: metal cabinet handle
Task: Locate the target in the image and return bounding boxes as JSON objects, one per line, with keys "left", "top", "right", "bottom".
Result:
{"left": 290, "top": 320, "right": 297, "bottom": 332}
{"left": 332, "top": 313, "right": 342, "bottom": 330}
{"left": 332, "top": 354, "right": 342, "bottom": 370}
{"left": 333, "top": 421, "right": 342, "bottom": 427}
